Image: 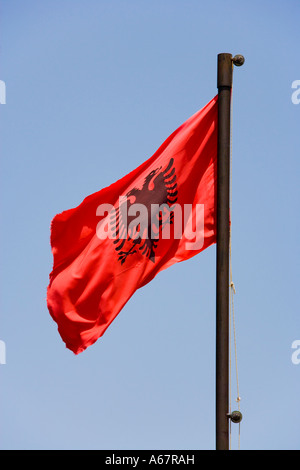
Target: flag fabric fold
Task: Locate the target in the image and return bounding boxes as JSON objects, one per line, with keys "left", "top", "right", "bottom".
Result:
{"left": 47, "top": 95, "right": 218, "bottom": 354}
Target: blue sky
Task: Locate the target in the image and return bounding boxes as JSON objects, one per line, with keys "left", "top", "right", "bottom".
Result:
{"left": 1, "top": 0, "right": 299, "bottom": 450}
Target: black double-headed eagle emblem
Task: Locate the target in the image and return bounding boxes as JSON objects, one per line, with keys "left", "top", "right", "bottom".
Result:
{"left": 110, "top": 158, "right": 178, "bottom": 264}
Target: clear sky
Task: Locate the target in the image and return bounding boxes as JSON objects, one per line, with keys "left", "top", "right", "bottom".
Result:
{"left": 1, "top": 0, "right": 299, "bottom": 450}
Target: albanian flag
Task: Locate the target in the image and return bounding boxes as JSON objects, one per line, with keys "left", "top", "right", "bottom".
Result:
{"left": 47, "top": 95, "right": 218, "bottom": 354}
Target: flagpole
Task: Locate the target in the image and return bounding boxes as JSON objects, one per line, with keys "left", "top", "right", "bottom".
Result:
{"left": 216, "top": 52, "right": 244, "bottom": 450}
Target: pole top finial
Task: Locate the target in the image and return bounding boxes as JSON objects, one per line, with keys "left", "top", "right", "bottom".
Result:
{"left": 232, "top": 55, "right": 245, "bottom": 67}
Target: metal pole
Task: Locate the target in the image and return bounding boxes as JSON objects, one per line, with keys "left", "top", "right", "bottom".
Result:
{"left": 216, "top": 53, "right": 244, "bottom": 450}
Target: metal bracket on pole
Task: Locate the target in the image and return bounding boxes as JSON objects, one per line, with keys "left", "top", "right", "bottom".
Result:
{"left": 227, "top": 411, "right": 243, "bottom": 424}
{"left": 232, "top": 55, "right": 245, "bottom": 67}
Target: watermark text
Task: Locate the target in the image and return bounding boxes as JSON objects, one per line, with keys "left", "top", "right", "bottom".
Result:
{"left": 291, "top": 80, "right": 300, "bottom": 104}
{"left": 96, "top": 197, "right": 205, "bottom": 251}
{"left": 291, "top": 340, "right": 300, "bottom": 365}
{"left": 0, "top": 80, "right": 6, "bottom": 104}
{"left": 0, "top": 340, "right": 6, "bottom": 364}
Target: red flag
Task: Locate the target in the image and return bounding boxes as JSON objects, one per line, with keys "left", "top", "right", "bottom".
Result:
{"left": 47, "top": 95, "right": 218, "bottom": 354}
